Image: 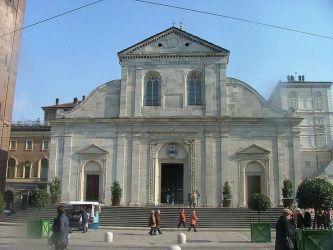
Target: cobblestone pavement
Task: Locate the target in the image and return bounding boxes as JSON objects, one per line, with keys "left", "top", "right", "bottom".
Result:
{"left": 0, "top": 224, "right": 275, "bottom": 250}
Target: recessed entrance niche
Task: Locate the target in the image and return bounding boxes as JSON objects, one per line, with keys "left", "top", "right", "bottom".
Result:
{"left": 161, "top": 163, "right": 184, "bottom": 204}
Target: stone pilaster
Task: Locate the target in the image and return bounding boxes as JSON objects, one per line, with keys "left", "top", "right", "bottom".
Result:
{"left": 116, "top": 132, "right": 126, "bottom": 205}
{"left": 119, "top": 67, "right": 128, "bottom": 117}
{"left": 60, "top": 131, "right": 72, "bottom": 203}
{"left": 130, "top": 133, "right": 141, "bottom": 206}
{"left": 134, "top": 68, "right": 143, "bottom": 117}
{"left": 205, "top": 133, "right": 216, "bottom": 206}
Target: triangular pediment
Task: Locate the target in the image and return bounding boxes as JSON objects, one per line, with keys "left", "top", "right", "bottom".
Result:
{"left": 77, "top": 144, "right": 108, "bottom": 155}
{"left": 238, "top": 144, "right": 270, "bottom": 154}
{"left": 118, "top": 27, "right": 229, "bottom": 58}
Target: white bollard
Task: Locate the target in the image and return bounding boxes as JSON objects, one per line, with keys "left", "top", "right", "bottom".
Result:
{"left": 104, "top": 232, "right": 113, "bottom": 243}
{"left": 177, "top": 233, "right": 186, "bottom": 244}
{"left": 168, "top": 245, "right": 181, "bottom": 250}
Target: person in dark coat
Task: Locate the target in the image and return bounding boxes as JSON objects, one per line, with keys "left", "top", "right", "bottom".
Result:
{"left": 303, "top": 209, "right": 312, "bottom": 229}
{"left": 275, "top": 208, "right": 295, "bottom": 250}
{"left": 295, "top": 208, "right": 304, "bottom": 229}
{"left": 81, "top": 207, "right": 89, "bottom": 233}
{"left": 52, "top": 206, "right": 69, "bottom": 250}
{"left": 155, "top": 210, "right": 162, "bottom": 235}
{"left": 148, "top": 210, "right": 156, "bottom": 236}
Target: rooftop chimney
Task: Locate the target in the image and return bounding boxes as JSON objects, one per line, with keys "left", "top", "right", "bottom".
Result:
{"left": 73, "top": 97, "right": 78, "bottom": 104}
{"left": 82, "top": 95, "right": 85, "bottom": 101}
{"left": 56, "top": 98, "right": 59, "bottom": 105}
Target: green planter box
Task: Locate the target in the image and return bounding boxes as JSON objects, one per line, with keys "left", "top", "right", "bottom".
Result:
{"left": 250, "top": 222, "right": 271, "bottom": 243}
{"left": 296, "top": 229, "right": 333, "bottom": 250}
{"left": 27, "top": 219, "right": 50, "bottom": 239}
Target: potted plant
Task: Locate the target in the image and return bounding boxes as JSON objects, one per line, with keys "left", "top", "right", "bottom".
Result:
{"left": 111, "top": 181, "right": 122, "bottom": 206}
{"left": 282, "top": 178, "right": 294, "bottom": 207}
{"left": 296, "top": 178, "right": 333, "bottom": 250}
{"left": 222, "top": 181, "right": 232, "bottom": 207}
{"left": 248, "top": 193, "right": 272, "bottom": 243}
{"left": 27, "top": 189, "right": 51, "bottom": 239}
{"left": 49, "top": 177, "right": 61, "bottom": 204}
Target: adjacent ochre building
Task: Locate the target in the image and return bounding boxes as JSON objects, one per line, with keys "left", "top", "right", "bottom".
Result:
{"left": 48, "top": 27, "right": 307, "bottom": 207}
{"left": 0, "top": 0, "right": 25, "bottom": 191}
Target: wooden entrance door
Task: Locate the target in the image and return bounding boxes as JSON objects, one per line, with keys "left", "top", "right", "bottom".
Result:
{"left": 86, "top": 175, "right": 99, "bottom": 201}
{"left": 247, "top": 175, "right": 261, "bottom": 204}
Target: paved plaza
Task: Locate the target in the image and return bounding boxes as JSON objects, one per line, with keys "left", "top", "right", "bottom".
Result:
{"left": 0, "top": 223, "right": 276, "bottom": 250}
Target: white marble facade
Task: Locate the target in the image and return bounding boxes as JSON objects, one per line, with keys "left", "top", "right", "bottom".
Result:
{"left": 49, "top": 27, "right": 302, "bottom": 207}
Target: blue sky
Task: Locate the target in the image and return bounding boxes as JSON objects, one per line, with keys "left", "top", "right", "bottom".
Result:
{"left": 13, "top": 0, "right": 333, "bottom": 121}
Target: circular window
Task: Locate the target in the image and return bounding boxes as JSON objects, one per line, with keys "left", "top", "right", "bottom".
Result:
{"left": 158, "top": 43, "right": 163, "bottom": 47}
{"left": 185, "top": 42, "right": 190, "bottom": 47}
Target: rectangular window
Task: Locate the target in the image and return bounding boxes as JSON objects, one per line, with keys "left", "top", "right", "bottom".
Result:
{"left": 188, "top": 80, "right": 202, "bottom": 105}
{"left": 146, "top": 80, "right": 160, "bottom": 106}
{"left": 9, "top": 140, "right": 17, "bottom": 150}
{"left": 314, "top": 117, "right": 325, "bottom": 126}
{"left": 42, "top": 140, "right": 49, "bottom": 150}
{"left": 25, "top": 140, "right": 33, "bottom": 150}
{"left": 305, "top": 161, "right": 311, "bottom": 167}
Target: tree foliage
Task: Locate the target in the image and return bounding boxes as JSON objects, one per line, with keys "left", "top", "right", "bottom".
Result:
{"left": 249, "top": 193, "right": 271, "bottom": 222}
{"left": 296, "top": 178, "right": 333, "bottom": 210}
{"left": 0, "top": 193, "right": 5, "bottom": 211}
{"left": 282, "top": 179, "right": 293, "bottom": 198}
{"left": 49, "top": 177, "right": 61, "bottom": 203}
{"left": 222, "top": 181, "right": 232, "bottom": 200}
{"left": 29, "top": 189, "right": 50, "bottom": 210}
{"left": 111, "top": 181, "right": 122, "bottom": 200}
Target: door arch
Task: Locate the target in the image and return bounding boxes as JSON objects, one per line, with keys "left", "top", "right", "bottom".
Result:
{"left": 83, "top": 161, "right": 102, "bottom": 202}
{"left": 245, "top": 161, "right": 265, "bottom": 205}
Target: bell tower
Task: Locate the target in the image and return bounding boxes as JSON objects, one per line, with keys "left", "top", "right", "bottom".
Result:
{"left": 0, "top": 0, "right": 25, "bottom": 190}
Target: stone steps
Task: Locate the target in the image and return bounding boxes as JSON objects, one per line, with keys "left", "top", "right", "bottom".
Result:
{"left": 5, "top": 206, "right": 283, "bottom": 228}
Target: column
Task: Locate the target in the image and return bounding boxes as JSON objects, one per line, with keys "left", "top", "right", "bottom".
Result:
{"left": 119, "top": 67, "right": 128, "bottom": 117}
{"left": 130, "top": 133, "right": 141, "bottom": 206}
{"left": 204, "top": 66, "right": 213, "bottom": 116}
{"left": 116, "top": 132, "right": 126, "bottom": 205}
{"left": 61, "top": 131, "right": 72, "bottom": 202}
{"left": 134, "top": 68, "right": 143, "bottom": 117}
{"left": 219, "top": 64, "right": 228, "bottom": 116}
{"left": 220, "top": 129, "right": 229, "bottom": 205}
{"left": 205, "top": 133, "right": 216, "bottom": 206}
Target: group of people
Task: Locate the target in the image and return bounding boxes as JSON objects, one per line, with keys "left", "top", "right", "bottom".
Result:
{"left": 187, "top": 190, "right": 200, "bottom": 208}
{"left": 148, "top": 210, "right": 162, "bottom": 235}
{"left": 275, "top": 207, "right": 333, "bottom": 250}
{"left": 148, "top": 209, "right": 199, "bottom": 235}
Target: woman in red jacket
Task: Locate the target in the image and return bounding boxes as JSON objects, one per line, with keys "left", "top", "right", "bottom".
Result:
{"left": 177, "top": 209, "right": 186, "bottom": 228}
{"left": 187, "top": 211, "right": 198, "bottom": 232}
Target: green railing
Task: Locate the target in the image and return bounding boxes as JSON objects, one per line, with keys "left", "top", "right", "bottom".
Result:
{"left": 250, "top": 222, "right": 271, "bottom": 242}
{"left": 296, "top": 229, "right": 333, "bottom": 250}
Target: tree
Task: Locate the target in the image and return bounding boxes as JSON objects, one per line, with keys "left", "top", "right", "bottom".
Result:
{"left": 248, "top": 193, "right": 271, "bottom": 222}
{"left": 29, "top": 189, "right": 50, "bottom": 217}
{"left": 49, "top": 177, "right": 61, "bottom": 204}
{"left": 111, "top": 181, "right": 122, "bottom": 206}
{"left": 296, "top": 178, "right": 333, "bottom": 211}
{"left": 0, "top": 193, "right": 5, "bottom": 211}
{"left": 222, "top": 181, "right": 232, "bottom": 207}
{"left": 282, "top": 179, "right": 293, "bottom": 198}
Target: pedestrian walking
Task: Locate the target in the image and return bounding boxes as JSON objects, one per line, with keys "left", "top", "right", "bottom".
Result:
{"left": 188, "top": 192, "right": 192, "bottom": 208}
{"left": 155, "top": 210, "right": 162, "bottom": 235}
{"left": 187, "top": 211, "right": 198, "bottom": 232}
{"left": 195, "top": 189, "right": 200, "bottom": 207}
{"left": 191, "top": 191, "right": 197, "bottom": 208}
{"left": 80, "top": 207, "right": 89, "bottom": 233}
{"left": 148, "top": 210, "right": 156, "bottom": 236}
{"left": 51, "top": 206, "right": 69, "bottom": 250}
{"left": 275, "top": 208, "right": 295, "bottom": 250}
{"left": 177, "top": 209, "right": 186, "bottom": 228}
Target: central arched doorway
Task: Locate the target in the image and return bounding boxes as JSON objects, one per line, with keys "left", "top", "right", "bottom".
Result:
{"left": 245, "top": 161, "right": 265, "bottom": 204}
{"left": 84, "top": 161, "right": 102, "bottom": 202}
{"left": 160, "top": 163, "right": 184, "bottom": 204}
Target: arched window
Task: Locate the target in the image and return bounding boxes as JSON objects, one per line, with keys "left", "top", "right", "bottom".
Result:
{"left": 144, "top": 71, "right": 160, "bottom": 106}
{"left": 314, "top": 92, "right": 323, "bottom": 110}
{"left": 24, "top": 161, "right": 31, "bottom": 178}
{"left": 16, "top": 163, "right": 23, "bottom": 178}
{"left": 288, "top": 92, "right": 298, "bottom": 110}
{"left": 31, "top": 162, "right": 39, "bottom": 178}
{"left": 41, "top": 158, "right": 49, "bottom": 179}
{"left": 7, "top": 158, "right": 16, "bottom": 178}
{"left": 187, "top": 71, "right": 203, "bottom": 106}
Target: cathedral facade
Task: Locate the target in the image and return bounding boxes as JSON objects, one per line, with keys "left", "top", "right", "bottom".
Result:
{"left": 49, "top": 27, "right": 302, "bottom": 207}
